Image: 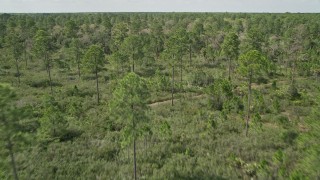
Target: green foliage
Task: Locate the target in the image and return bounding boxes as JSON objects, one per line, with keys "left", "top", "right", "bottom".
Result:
{"left": 70, "top": 38, "right": 83, "bottom": 68}
{"left": 272, "top": 97, "right": 281, "bottom": 113}
{"left": 222, "top": 32, "right": 240, "bottom": 60}
{"left": 83, "top": 44, "right": 105, "bottom": 73}
{"left": 163, "top": 27, "right": 188, "bottom": 65}
{"left": 287, "top": 85, "right": 301, "bottom": 100}
{"left": 281, "top": 130, "right": 298, "bottom": 145}
{"left": 122, "top": 35, "right": 143, "bottom": 59}
{"left": 206, "top": 112, "right": 217, "bottom": 129}
{"left": 1, "top": 13, "right": 320, "bottom": 180}
{"left": 159, "top": 120, "right": 172, "bottom": 140}
{"left": 0, "top": 84, "right": 30, "bottom": 137}
{"left": 65, "top": 20, "right": 78, "bottom": 38}
{"left": 294, "top": 96, "right": 320, "bottom": 178}
{"left": 192, "top": 69, "right": 214, "bottom": 87}
{"left": 272, "top": 149, "right": 289, "bottom": 177}
{"left": 0, "top": 84, "right": 30, "bottom": 180}
{"left": 228, "top": 154, "right": 261, "bottom": 178}
{"left": 5, "top": 28, "right": 24, "bottom": 60}
{"left": 111, "top": 22, "right": 128, "bottom": 51}
{"left": 109, "top": 50, "right": 129, "bottom": 75}
{"left": 206, "top": 78, "right": 232, "bottom": 111}
{"left": 274, "top": 115, "right": 290, "bottom": 128}
{"left": 238, "top": 50, "right": 268, "bottom": 77}
{"left": 110, "top": 72, "right": 150, "bottom": 142}
{"left": 37, "top": 96, "right": 68, "bottom": 142}
{"left": 120, "top": 34, "right": 144, "bottom": 71}
{"left": 153, "top": 69, "right": 170, "bottom": 91}
{"left": 246, "top": 26, "right": 264, "bottom": 51}
{"left": 26, "top": 79, "right": 62, "bottom": 88}
{"left": 252, "top": 90, "right": 267, "bottom": 113}
{"left": 33, "top": 29, "right": 51, "bottom": 58}
{"left": 252, "top": 112, "right": 263, "bottom": 131}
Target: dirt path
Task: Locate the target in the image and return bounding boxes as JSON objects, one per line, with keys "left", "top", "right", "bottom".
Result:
{"left": 149, "top": 77, "right": 308, "bottom": 108}
{"left": 148, "top": 94, "right": 205, "bottom": 107}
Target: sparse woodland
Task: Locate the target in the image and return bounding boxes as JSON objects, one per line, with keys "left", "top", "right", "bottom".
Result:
{"left": 0, "top": 13, "right": 320, "bottom": 179}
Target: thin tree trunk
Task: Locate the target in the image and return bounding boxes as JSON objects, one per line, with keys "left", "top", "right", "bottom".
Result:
{"left": 132, "top": 104, "right": 137, "bottom": 180}
{"left": 206, "top": 38, "right": 208, "bottom": 48}
{"left": 95, "top": 63, "right": 100, "bottom": 105}
{"left": 47, "top": 58, "right": 53, "bottom": 96}
{"left": 291, "top": 60, "right": 295, "bottom": 86}
{"left": 132, "top": 53, "right": 135, "bottom": 72}
{"left": 15, "top": 58, "right": 20, "bottom": 86}
{"left": 133, "top": 137, "right": 137, "bottom": 180}
{"left": 180, "top": 58, "right": 183, "bottom": 84}
{"left": 171, "top": 65, "right": 175, "bottom": 106}
{"left": 48, "top": 66, "right": 53, "bottom": 95}
{"left": 7, "top": 138, "right": 19, "bottom": 180}
{"left": 77, "top": 52, "right": 81, "bottom": 78}
{"left": 24, "top": 47, "right": 27, "bottom": 67}
{"left": 144, "top": 136, "right": 147, "bottom": 157}
{"left": 246, "top": 70, "right": 252, "bottom": 137}
{"left": 45, "top": 53, "right": 49, "bottom": 75}
{"left": 189, "top": 44, "right": 192, "bottom": 66}
{"left": 228, "top": 58, "right": 231, "bottom": 81}
{"left": 285, "top": 56, "right": 289, "bottom": 76}
{"left": 156, "top": 47, "right": 159, "bottom": 60}
{"left": 45, "top": 53, "right": 51, "bottom": 90}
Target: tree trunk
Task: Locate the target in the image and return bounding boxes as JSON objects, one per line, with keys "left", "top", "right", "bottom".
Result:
{"left": 189, "top": 44, "right": 192, "bottom": 66}
{"left": 77, "top": 51, "right": 81, "bottom": 78}
{"left": 24, "top": 47, "right": 27, "bottom": 67}
{"left": 132, "top": 53, "right": 135, "bottom": 72}
{"left": 228, "top": 58, "right": 231, "bottom": 81}
{"left": 45, "top": 53, "right": 49, "bottom": 75}
{"left": 44, "top": 53, "right": 51, "bottom": 90}
{"left": 7, "top": 138, "right": 19, "bottom": 180}
{"left": 95, "top": 64, "right": 100, "bottom": 105}
{"left": 291, "top": 60, "right": 295, "bottom": 86}
{"left": 171, "top": 65, "right": 175, "bottom": 106}
{"left": 47, "top": 58, "right": 53, "bottom": 96}
{"left": 29, "top": 54, "right": 32, "bottom": 66}
{"left": 246, "top": 70, "right": 252, "bottom": 137}
{"left": 132, "top": 104, "right": 137, "bottom": 180}
{"left": 156, "top": 47, "right": 159, "bottom": 60}
{"left": 133, "top": 137, "right": 137, "bottom": 180}
{"left": 180, "top": 58, "right": 183, "bottom": 84}
{"left": 15, "top": 58, "right": 20, "bottom": 86}
{"left": 144, "top": 136, "right": 147, "bottom": 157}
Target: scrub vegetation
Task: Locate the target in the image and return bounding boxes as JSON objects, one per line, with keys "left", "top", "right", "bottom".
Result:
{"left": 0, "top": 12, "right": 319, "bottom": 179}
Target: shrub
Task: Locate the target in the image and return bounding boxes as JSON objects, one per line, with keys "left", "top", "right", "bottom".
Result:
{"left": 275, "top": 115, "right": 290, "bottom": 128}
{"left": 256, "top": 76, "right": 268, "bottom": 84}
{"left": 281, "top": 130, "right": 298, "bottom": 145}
{"left": 287, "top": 85, "right": 300, "bottom": 100}
{"left": 192, "top": 70, "right": 213, "bottom": 87}
{"left": 27, "top": 79, "right": 62, "bottom": 88}
{"left": 272, "top": 98, "right": 281, "bottom": 113}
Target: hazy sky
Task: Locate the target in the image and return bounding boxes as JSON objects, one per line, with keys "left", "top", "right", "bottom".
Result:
{"left": 0, "top": 0, "right": 319, "bottom": 13}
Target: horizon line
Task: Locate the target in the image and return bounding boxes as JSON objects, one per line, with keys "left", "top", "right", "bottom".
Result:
{"left": 1, "top": 11, "right": 319, "bottom": 14}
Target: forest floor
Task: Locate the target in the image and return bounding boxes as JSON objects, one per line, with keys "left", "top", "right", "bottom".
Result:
{"left": 149, "top": 77, "right": 291, "bottom": 108}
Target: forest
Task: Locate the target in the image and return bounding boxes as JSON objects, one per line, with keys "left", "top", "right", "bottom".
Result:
{"left": 0, "top": 12, "right": 320, "bottom": 179}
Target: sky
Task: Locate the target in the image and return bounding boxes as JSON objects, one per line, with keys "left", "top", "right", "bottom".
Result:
{"left": 0, "top": 0, "right": 319, "bottom": 13}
